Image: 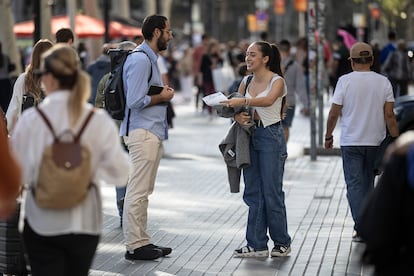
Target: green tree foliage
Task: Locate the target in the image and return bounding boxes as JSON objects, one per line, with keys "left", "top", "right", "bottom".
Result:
{"left": 378, "top": 0, "right": 412, "bottom": 27}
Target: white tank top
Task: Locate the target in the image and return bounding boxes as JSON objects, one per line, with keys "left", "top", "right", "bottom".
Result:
{"left": 245, "top": 74, "right": 287, "bottom": 127}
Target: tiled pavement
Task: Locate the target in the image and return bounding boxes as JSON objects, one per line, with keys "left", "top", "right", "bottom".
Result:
{"left": 90, "top": 94, "right": 375, "bottom": 276}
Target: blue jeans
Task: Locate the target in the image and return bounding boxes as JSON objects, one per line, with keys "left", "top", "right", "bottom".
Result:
{"left": 116, "top": 186, "right": 126, "bottom": 218}
{"left": 116, "top": 143, "right": 128, "bottom": 218}
{"left": 341, "top": 146, "right": 378, "bottom": 232}
{"left": 243, "top": 123, "right": 291, "bottom": 250}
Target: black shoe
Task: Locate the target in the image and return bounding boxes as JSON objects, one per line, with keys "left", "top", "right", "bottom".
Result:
{"left": 352, "top": 230, "right": 365, "bottom": 243}
{"left": 147, "top": 244, "right": 172, "bottom": 256}
{"left": 125, "top": 245, "right": 163, "bottom": 260}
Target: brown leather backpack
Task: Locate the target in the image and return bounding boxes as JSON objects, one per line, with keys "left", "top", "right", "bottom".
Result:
{"left": 34, "top": 107, "right": 95, "bottom": 209}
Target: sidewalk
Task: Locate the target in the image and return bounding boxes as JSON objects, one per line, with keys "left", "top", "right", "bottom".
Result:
{"left": 90, "top": 94, "right": 374, "bottom": 276}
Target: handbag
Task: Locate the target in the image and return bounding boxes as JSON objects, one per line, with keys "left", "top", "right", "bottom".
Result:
{"left": 21, "top": 95, "right": 35, "bottom": 112}
{"left": 0, "top": 201, "right": 29, "bottom": 275}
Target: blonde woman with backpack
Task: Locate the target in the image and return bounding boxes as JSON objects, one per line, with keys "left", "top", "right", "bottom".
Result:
{"left": 10, "top": 44, "right": 129, "bottom": 276}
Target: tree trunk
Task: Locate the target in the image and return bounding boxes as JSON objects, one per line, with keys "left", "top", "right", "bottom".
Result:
{"left": 82, "top": 0, "right": 103, "bottom": 61}
{"left": 66, "top": 0, "right": 76, "bottom": 41}
{"left": 161, "top": 0, "right": 173, "bottom": 18}
{"left": 41, "top": 0, "right": 52, "bottom": 41}
{"left": 0, "top": 0, "right": 22, "bottom": 76}
{"left": 112, "top": 0, "right": 130, "bottom": 18}
{"left": 406, "top": 3, "right": 414, "bottom": 41}
{"left": 146, "top": 0, "right": 156, "bottom": 15}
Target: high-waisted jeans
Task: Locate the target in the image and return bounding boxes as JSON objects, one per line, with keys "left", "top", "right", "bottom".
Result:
{"left": 243, "top": 122, "right": 291, "bottom": 250}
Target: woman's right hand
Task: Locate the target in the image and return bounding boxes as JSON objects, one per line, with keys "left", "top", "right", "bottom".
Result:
{"left": 234, "top": 112, "right": 251, "bottom": 125}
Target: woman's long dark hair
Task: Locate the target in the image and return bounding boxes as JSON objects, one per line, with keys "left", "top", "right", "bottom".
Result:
{"left": 254, "top": 41, "right": 283, "bottom": 77}
{"left": 254, "top": 41, "right": 286, "bottom": 116}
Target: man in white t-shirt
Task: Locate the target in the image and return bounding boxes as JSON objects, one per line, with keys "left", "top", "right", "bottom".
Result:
{"left": 324, "top": 42, "right": 399, "bottom": 242}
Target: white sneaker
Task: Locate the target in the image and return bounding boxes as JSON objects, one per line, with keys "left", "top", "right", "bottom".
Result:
{"left": 271, "top": 245, "right": 291, "bottom": 257}
{"left": 233, "top": 245, "right": 269, "bottom": 257}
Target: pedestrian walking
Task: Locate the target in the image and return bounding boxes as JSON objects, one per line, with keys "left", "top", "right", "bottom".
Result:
{"left": 279, "top": 39, "right": 307, "bottom": 142}
{"left": 87, "top": 43, "right": 113, "bottom": 105}
{"left": 10, "top": 44, "right": 129, "bottom": 276}
{"left": 192, "top": 34, "right": 210, "bottom": 111}
{"left": 380, "top": 31, "right": 397, "bottom": 65}
{"left": 121, "top": 14, "right": 174, "bottom": 261}
{"left": 324, "top": 42, "right": 399, "bottom": 242}
{"left": 220, "top": 41, "right": 291, "bottom": 258}
{"left": 200, "top": 39, "right": 223, "bottom": 118}
{"left": 94, "top": 40, "right": 137, "bottom": 227}
{"left": 177, "top": 47, "right": 194, "bottom": 103}
{"left": 6, "top": 39, "right": 53, "bottom": 134}
{"left": 329, "top": 35, "right": 352, "bottom": 90}
{"left": 55, "top": 28, "right": 74, "bottom": 45}
{"left": 382, "top": 39, "right": 413, "bottom": 97}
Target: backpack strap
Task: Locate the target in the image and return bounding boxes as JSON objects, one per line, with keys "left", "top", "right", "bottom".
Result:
{"left": 135, "top": 50, "right": 153, "bottom": 83}
{"left": 36, "top": 107, "right": 95, "bottom": 142}
{"left": 244, "top": 75, "right": 253, "bottom": 95}
{"left": 284, "top": 59, "right": 294, "bottom": 73}
{"left": 125, "top": 50, "right": 153, "bottom": 136}
{"left": 36, "top": 107, "right": 58, "bottom": 141}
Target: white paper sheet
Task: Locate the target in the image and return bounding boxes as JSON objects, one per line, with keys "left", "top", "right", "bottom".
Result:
{"left": 202, "top": 92, "right": 227, "bottom": 106}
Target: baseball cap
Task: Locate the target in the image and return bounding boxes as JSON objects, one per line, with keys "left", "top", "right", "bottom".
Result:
{"left": 349, "top": 42, "right": 373, "bottom": 59}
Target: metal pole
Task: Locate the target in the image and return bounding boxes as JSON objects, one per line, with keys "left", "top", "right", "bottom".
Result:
{"left": 189, "top": 0, "right": 193, "bottom": 47}
{"left": 156, "top": 0, "right": 160, "bottom": 14}
{"left": 33, "top": 0, "right": 41, "bottom": 45}
{"left": 308, "top": 0, "right": 317, "bottom": 161}
{"left": 66, "top": 0, "right": 76, "bottom": 42}
{"left": 104, "top": 0, "right": 110, "bottom": 43}
{"left": 317, "top": 0, "right": 326, "bottom": 146}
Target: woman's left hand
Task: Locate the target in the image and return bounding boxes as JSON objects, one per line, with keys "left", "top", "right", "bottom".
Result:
{"left": 220, "top": 98, "right": 244, "bottom": 108}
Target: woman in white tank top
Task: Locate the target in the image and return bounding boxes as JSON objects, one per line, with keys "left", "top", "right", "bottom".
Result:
{"left": 221, "top": 41, "right": 291, "bottom": 258}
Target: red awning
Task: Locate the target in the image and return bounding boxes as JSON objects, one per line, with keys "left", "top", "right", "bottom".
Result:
{"left": 14, "top": 14, "right": 141, "bottom": 39}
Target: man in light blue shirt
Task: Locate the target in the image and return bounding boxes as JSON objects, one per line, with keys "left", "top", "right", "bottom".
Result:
{"left": 121, "top": 15, "right": 174, "bottom": 261}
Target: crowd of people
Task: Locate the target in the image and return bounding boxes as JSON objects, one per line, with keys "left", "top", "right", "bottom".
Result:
{"left": 0, "top": 13, "right": 414, "bottom": 275}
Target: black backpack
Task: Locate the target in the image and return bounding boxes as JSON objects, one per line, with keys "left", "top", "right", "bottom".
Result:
{"left": 103, "top": 49, "right": 152, "bottom": 120}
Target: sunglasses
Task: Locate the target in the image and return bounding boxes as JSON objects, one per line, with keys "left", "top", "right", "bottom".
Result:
{"left": 33, "top": 69, "right": 49, "bottom": 77}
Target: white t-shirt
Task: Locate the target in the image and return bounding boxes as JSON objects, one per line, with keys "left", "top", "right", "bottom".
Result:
{"left": 332, "top": 71, "right": 394, "bottom": 146}
{"left": 157, "top": 56, "right": 168, "bottom": 75}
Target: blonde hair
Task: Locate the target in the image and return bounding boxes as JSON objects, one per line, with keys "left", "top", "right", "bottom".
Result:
{"left": 41, "top": 43, "right": 90, "bottom": 126}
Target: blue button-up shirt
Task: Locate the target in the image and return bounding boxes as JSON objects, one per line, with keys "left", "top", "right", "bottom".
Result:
{"left": 120, "top": 41, "right": 168, "bottom": 140}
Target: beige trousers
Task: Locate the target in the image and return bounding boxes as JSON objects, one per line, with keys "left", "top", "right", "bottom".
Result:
{"left": 122, "top": 129, "right": 163, "bottom": 251}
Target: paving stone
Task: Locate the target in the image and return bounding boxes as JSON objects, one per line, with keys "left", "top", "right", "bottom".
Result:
{"left": 90, "top": 98, "right": 375, "bottom": 275}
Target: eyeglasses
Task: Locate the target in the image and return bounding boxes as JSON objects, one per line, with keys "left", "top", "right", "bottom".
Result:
{"left": 33, "top": 69, "right": 49, "bottom": 77}
{"left": 162, "top": 29, "right": 173, "bottom": 36}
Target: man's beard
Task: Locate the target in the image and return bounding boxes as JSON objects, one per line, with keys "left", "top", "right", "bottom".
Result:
{"left": 157, "top": 37, "right": 168, "bottom": 51}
